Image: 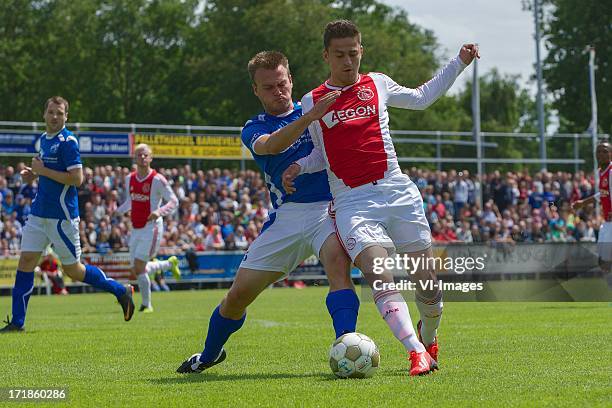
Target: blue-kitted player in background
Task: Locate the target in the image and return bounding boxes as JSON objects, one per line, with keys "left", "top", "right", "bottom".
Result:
{"left": 1, "top": 96, "right": 134, "bottom": 333}
{"left": 177, "top": 51, "right": 358, "bottom": 373}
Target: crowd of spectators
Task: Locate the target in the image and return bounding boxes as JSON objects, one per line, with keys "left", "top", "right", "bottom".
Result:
{"left": 0, "top": 162, "right": 604, "bottom": 255}
{"left": 408, "top": 168, "right": 600, "bottom": 244}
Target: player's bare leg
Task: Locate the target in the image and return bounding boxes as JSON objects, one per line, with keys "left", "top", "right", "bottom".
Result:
{"left": 61, "top": 262, "right": 85, "bottom": 281}
{"left": 319, "top": 233, "right": 359, "bottom": 338}
{"left": 400, "top": 246, "right": 442, "bottom": 364}
{"left": 17, "top": 251, "right": 41, "bottom": 272}
{"left": 319, "top": 234, "right": 353, "bottom": 292}
{"left": 221, "top": 268, "right": 283, "bottom": 318}
{"left": 177, "top": 268, "right": 282, "bottom": 373}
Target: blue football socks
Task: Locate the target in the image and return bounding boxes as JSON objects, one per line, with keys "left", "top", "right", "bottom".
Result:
{"left": 200, "top": 305, "right": 246, "bottom": 364}
{"left": 11, "top": 270, "right": 35, "bottom": 328}
{"left": 83, "top": 264, "right": 126, "bottom": 298}
{"left": 326, "top": 288, "right": 360, "bottom": 338}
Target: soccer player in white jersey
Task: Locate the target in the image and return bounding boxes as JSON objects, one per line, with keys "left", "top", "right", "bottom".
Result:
{"left": 283, "top": 20, "right": 479, "bottom": 375}
{"left": 1, "top": 96, "right": 135, "bottom": 333}
{"left": 114, "top": 144, "right": 180, "bottom": 313}
{"left": 573, "top": 141, "right": 612, "bottom": 275}
{"left": 177, "top": 51, "right": 357, "bottom": 374}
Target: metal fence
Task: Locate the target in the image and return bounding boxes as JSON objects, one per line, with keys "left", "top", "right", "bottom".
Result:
{"left": 1, "top": 120, "right": 608, "bottom": 172}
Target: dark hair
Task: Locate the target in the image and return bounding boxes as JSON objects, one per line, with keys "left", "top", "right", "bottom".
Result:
{"left": 324, "top": 20, "right": 361, "bottom": 49}
{"left": 247, "top": 51, "right": 290, "bottom": 82}
{"left": 44, "top": 96, "right": 69, "bottom": 113}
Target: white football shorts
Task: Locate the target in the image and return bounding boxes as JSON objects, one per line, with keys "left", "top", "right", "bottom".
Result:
{"left": 597, "top": 221, "right": 612, "bottom": 262}
{"left": 240, "top": 201, "right": 335, "bottom": 276}
{"left": 21, "top": 215, "right": 81, "bottom": 265}
{"left": 332, "top": 172, "right": 432, "bottom": 262}
{"left": 129, "top": 218, "right": 164, "bottom": 264}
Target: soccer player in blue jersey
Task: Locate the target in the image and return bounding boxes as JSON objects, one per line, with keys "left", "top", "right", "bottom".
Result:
{"left": 1, "top": 96, "right": 135, "bottom": 333}
{"left": 177, "top": 51, "right": 357, "bottom": 373}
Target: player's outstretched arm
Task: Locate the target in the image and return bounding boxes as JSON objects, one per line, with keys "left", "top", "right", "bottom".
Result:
{"left": 31, "top": 157, "right": 83, "bottom": 186}
{"left": 253, "top": 91, "right": 340, "bottom": 155}
{"left": 572, "top": 195, "right": 598, "bottom": 210}
{"left": 385, "top": 43, "right": 479, "bottom": 111}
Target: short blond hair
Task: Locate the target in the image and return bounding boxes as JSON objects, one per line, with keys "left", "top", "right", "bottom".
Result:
{"left": 134, "top": 143, "right": 152, "bottom": 156}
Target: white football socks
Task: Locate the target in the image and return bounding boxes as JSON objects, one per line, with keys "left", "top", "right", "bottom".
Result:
{"left": 415, "top": 290, "right": 443, "bottom": 345}
{"left": 374, "top": 289, "right": 425, "bottom": 353}
{"left": 146, "top": 260, "right": 171, "bottom": 274}
{"left": 137, "top": 273, "right": 152, "bottom": 308}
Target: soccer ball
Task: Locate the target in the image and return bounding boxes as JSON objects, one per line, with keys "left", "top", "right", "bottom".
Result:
{"left": 329, "top": 332, "right": 380, "bottom": 378}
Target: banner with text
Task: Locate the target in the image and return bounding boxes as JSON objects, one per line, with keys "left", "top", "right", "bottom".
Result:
{"left": 0, "top": 132, "right": 38, "bottom": 154}
{"left": 0, "top": 131, "right": 131, "bottom": 157}
{"left": 132, "top": 133, "right": 248, "bottom": 159}
{"left": 78, "top": 132, "right": 131, "bottom": 157}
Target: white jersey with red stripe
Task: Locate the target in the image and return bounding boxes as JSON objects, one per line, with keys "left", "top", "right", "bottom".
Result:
{"left": 596, "top": 163, "right": 612, "bottom": 261}
{"left": 116, "top": 170, "right": 178, "bottom": 227}
{"left": 116, "top": 170, "right": 178, "bottom": 263}
{"left": 296, "top": 56, "right": 467, "bottom": 259}
{"left": 598, "top": 163, "right": 612, "bottom": 221}
{"left": 298, "top": 56, "right": 467, "bottom": 198}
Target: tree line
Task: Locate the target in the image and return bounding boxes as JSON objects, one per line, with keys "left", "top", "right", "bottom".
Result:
{"left": 0, "top": 0, "right": 608, "bottom": 169}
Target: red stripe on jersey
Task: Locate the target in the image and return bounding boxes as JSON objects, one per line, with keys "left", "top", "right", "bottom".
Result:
{"left": 600, "top": 163, "right": 611, "bottom": 220}
{"left": 314, "top": 75, "right": 387, "bottom": 188}
{"left": 129, "top": 170, "right": 157, "bottom": 228}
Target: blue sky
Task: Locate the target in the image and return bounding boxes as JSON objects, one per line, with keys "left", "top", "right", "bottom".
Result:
{"left": 381, "top": 0, "right": 540, "bottom": 93}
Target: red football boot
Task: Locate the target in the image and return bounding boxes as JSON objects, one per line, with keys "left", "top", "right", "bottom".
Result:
{"left": 408, "top": 350, "right": 438, "bottom": 376}
{"left": 417, "top": 319, "right": 439, "bottom": 363}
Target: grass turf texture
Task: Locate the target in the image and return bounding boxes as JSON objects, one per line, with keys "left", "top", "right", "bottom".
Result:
{"left": 0, "top": 287, "right": 610, "bottom": 407}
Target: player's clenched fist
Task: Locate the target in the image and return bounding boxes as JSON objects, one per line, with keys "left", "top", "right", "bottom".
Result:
{"left": 282, "top": 163, "right": 301, "bottom": 194}
{"left": 459, "top": 44, "right": 480, "bottom": 65}
{"left": 20, "top": 166, "right": 37, "bottom": 183}
{"left": 31, "top": 156, "right": 45, "bottom": 175}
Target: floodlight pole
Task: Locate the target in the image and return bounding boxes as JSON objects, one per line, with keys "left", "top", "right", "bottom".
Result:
{"left": 588, "top": 47, "right": 599, "bottom": 218}
{"left": 472, "top": 57, "right": 483, "bottom": 208}
{"left": 534, "top": 0, "right": 547, "bottom": 171}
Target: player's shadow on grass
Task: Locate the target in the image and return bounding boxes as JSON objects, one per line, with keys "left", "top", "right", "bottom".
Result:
{"left": 152, "top": 372, "right": 330, "bottom": 384}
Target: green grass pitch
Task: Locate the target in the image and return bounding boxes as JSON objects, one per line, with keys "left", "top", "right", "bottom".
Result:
{"left": 1, "top": 287, "right": 610, "bottom": 407}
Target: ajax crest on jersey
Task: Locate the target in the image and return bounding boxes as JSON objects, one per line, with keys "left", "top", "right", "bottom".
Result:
{"left": 356, "top": 86, "right": 374, "bottom": 101}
